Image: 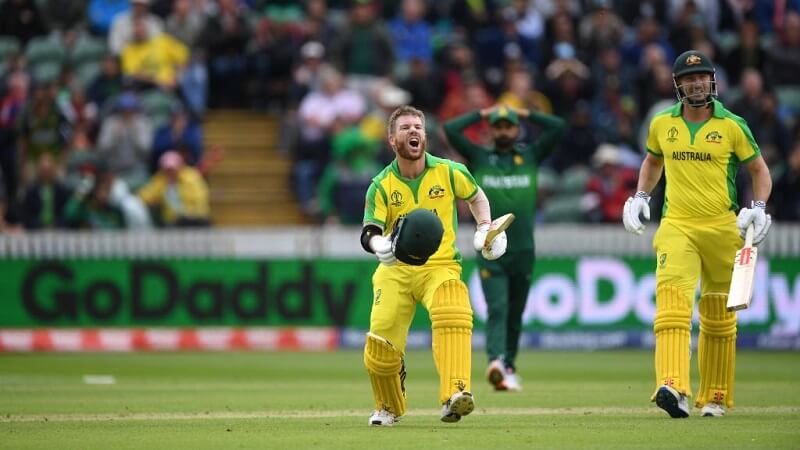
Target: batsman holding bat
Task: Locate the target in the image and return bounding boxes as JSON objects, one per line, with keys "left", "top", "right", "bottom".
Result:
{"left": 444, "top": 105, "right": 565, "bottom": 391}
{"left": 360, "top": 105, "right": 508, "bottom": 426}
{"left": 622, "top": 50, "right": 773, "bottom": 418}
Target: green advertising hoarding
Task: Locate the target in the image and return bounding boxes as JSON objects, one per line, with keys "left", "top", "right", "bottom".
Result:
{"left": 1, "top": 258, "right": 797, "bottom": 336}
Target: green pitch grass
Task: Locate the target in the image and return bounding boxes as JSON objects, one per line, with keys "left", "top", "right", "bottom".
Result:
{"left": 1, "top": 350, "right": 798, "bottom": 449}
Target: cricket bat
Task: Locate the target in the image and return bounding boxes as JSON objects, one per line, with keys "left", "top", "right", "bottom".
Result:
{"left": 484, "top": 213, "right": 515, "bottom": 249}
{"left": 727, "top": 224, "right": 757, "bottom": 311}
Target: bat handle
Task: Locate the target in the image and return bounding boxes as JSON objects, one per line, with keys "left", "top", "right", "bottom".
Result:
{"left": 744, "top": 223, "right": 754, "bottom": 247}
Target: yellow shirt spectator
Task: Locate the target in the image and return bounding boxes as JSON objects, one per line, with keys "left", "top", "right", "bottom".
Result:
{"left": 121, "top": 32, "right": 189, "bottom": 88}
{"left": 138, "top": 151, "right": 210, "bottom": 226}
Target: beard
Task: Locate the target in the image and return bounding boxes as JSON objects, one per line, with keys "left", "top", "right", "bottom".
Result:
{"left": 395, "top": 139, "right": 426, "bottom": 160}
{"left": 494, "top": 135, "right": 515, "bottom": 149}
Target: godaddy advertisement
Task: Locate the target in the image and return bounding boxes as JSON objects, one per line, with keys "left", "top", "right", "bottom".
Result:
{"left": 1, "top": 258, "right": 797, "bottom": 344}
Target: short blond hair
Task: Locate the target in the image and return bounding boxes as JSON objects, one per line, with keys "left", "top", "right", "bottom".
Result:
{"left": 387, "top": 105, "right": 425, "bottom": 135}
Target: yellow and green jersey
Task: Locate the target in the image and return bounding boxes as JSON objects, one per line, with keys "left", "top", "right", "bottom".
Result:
{"left": 363, "top": 153, "right": 480, "bottom": 265}
{"left": 646, "top": 100, "right": 760, "bottom": 219}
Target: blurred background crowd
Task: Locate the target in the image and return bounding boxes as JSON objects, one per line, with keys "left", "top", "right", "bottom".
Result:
{"left": 0, "top": 0, "right": 798, "bottom": 232}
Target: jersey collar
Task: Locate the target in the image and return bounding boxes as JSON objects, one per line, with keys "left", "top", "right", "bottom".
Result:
{"left": 671, "top": 99, "right": 726, "bottom": 119}
{"left": 390, "top": 153, "right": 435, "bottom": 178}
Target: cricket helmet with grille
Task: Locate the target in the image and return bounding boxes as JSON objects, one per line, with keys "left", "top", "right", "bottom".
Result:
{"left": 390, "top": 208, "right": 443, "bottom": 266}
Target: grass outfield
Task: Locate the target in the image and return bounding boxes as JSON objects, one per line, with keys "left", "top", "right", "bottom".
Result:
{"left": 1, "top": 350, "right": 798, "bottom": 449}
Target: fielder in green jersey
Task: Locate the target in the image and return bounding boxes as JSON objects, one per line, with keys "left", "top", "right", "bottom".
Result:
{"left": 443, "top": 104, "right": 565, "bottom": 391}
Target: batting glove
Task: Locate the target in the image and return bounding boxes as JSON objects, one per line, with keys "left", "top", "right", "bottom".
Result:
{"left": 481, "top": 230, "right": 507, "bottom": 260}
{"left": 623, "top": 191, "right": 651, "bottom": 235}
{"left": 370, "top": 235, "right": 397, "bottom": 266}
{"left": 473, "top": 222, "right": 490, "bottom": 252}
{"left": 736, "top": 201, "right": 772, "bottom": 245}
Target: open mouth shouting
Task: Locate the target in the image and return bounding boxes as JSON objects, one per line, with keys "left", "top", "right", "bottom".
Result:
{"left": 408, "top": 135, "right": 421, "bottom": 149}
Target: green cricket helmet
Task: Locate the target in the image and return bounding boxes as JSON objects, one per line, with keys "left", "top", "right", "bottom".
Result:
{"left": 672, "top": 50, "right": 717, "bottom": 107}
{"left": 390, "top": 208, "right": 444, "bottom": 266}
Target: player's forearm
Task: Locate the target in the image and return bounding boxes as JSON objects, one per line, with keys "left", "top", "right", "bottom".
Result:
{"left": 443, "top": 112, "right": 482, "bottom": 154}
{"left": 636, "top": 154, "right": 664, "bottom": 194}
{"left": 747, "top": 157, "right": 772, "bottom": 204}
{"left": 467, "top": 188, "right": 491, "bottom": 226}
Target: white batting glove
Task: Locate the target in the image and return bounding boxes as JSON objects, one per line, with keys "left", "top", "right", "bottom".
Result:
{"left": 736, "top": 201, "right": 772, "bottom": 245}
{"left": 370, "top": 235, "right": 397, "bottom": 266}
{"left": 622, "top": 191, "right": 651, "bottom": 235}
{"left": 481, "top": 230, "right": 507, "bottom": 260}
{"left": 473, "top": 222, "right": 490, "bottom": 252}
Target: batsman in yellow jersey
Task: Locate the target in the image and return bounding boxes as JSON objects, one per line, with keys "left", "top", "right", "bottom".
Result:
{"left": 360, "top": 105, "right": 508, "bottom": 426}
{"left": 623, "top": 50, "right": 773, "bottom": 418}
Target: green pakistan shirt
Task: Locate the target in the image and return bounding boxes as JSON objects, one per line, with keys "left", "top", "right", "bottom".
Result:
{"left": 443, "top": 110, "right": 566, "bottom": 252}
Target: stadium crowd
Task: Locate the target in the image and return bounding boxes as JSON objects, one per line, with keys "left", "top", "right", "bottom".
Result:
{"left": 0, "top": 0, "right": 798, "bottom": 231}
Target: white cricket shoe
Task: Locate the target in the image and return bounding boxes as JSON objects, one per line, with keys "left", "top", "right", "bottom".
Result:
{"left": 655, "top": 385, "right": 690, "bottom": 418}
{"left": 504, "top": 369, "right": 522, "bottom": 392}
{"left": 368, "top": 409, "right": 399, "bottom": 426}
{"left": 700, "top": 402, "right": 726, "bottom": 417}
{"left": 486, "top": 359, "right": 506, "bottom": 390}
{"left": 440, "top": 391, "right": 475, "bottom": 423}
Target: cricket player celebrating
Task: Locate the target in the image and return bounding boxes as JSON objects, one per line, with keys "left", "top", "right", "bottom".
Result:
{"left": 360, "top": 105, "right": 507, "bottom": 426}
{"left": 443, "top": 105, "right": 565, "bottom": 391}
{"left": 623, "top": 50, "right": 772, "bottom": 418}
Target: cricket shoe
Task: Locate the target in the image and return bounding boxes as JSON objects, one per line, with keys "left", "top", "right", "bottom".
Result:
{"left": 504, "top": 368, "right": 522, "bottom": 392}
{"left": 369, "top": 409, "right": 399, "bottom": 426}
{"left": 486, "top": 359, "right": 507, "bottom": 390}
{"left": 655, "top": 385, "right": 689, "bottom": 418}
{"left": 440, "top": 391, "right": 475, "bottom": 423}
{"left": 700, "top": 403, "right": 726, "bottom": 417}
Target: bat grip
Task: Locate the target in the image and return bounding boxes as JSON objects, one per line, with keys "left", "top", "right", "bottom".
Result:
{"left": 744, "top": 223, "right": 754, "bottom": 247}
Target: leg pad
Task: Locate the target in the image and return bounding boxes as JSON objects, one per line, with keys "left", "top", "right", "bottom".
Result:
{"left": 431, "top": 279, "right": 473, "bottom": 405}
{"left": 652, "top": 285, "right": 693, "bottom": 401}
{"left": 696, "top": 293, "right": 737, "bottom": 409}
{"left": 364, "top": 332, "right": 406, "bottom": 417}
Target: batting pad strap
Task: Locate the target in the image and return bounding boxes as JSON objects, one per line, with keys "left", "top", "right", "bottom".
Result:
{"left": 364, "top": 333, "right": 406, "bottom": 417}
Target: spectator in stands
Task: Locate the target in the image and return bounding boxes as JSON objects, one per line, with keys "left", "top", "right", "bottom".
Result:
{"left": 0, "top": 71, "right": 28, "bottom": 215}
{"left": 108, "top": 0, "right": 164, "bottom": 55}
{"left": 316, "top": 127, "right": 380, "bottom": 224}
{"left": 96, "top": 92, "right": 153, "bottom": 190}
{"left": 753, "top": 91, "right": 793, "bottom": 171}
{"left": 17, "top": 79, "right": 69, "bottom": 180}
{"left": 165, "top": 0, "right": 207, "bottom": 48}
{"left": 151, "top": 105, "right": 203, "bottom": 171}
{"left": 583, "top": 143, "right": 638, "bottom": 223}
{"left": 0, "top": 167, "right": 20, "bottom": 232}
{"left": 545, "top": 100, "right": 597, "bottom": 173}
{"left": 730, "top": 69, "right": 765, "bottom": 129}
{"left": 245, "top": 16, "right": 301, "bottom": 110}
{"left": 497, "top": 68, "right": 552, "bottom": 115}
{"left": 543, "top": 43, "right": 591, "bottom": 118}
{"left": 200, "top": 0, "right": 251, "bottom": 108}
{"left": 772, "top": 142, "right": 800, "bottom": 221}
{"left": 438, "top": 75, "right": 494, "bottom": 147}
{"left": 578, "top": 0, "right": 626, "bottom": 60}
{"left": 301, "top": 0, "right": 337, "bottom": 45}
{"left": 57, "top": 81, "right": 99, "bottom": 135}
{"left": 20, "top": 154, "right": 72, "bottom": 229}
{"left": 63, "top": 161, "right": 128, "bottom": 229}
{"left": 721, "top": 20, "right": 766, "bottom": 85}
{"left": 87, "top": 55, "right": 124, "bottom": 113}
{"left": 165, "top": 0, "right": 209, "bottom": 115}
{"left": 388, "top": 0, "right": 433, "bottom": 71}
{"left": 766, "top": 10, "right": 800, "bottom": 86}
{"left": 620, "top": 16, "right": 674, "bottom": 67}
{"left": 591, "top": 46, "right": 635, "bottom": 99}
{"left": 293, "top": 66, "right": 366, "bottom": 216}
{"left": 137, "top": 150, "right": 210, "bottom": 227}
{"left": 330, "top": 0, "right": 394, "bottom": 95}
{"left": 65, "top": 137, "right": 153, "bottom": 229}
{"left": 121, "top": 17, "right": 189, "bottom": 91}
{"left": 0, "top": 0, "right": 47, "bottom": 46}
{"left": 42, "top": 0, "right": 88, "bottom": 32}
{"left": 398, "top": 57, "right": 446, "bottom": 116}
{"left": 289, "top": 41, "right": 333, "bottom": 106}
